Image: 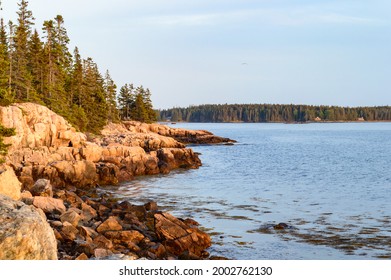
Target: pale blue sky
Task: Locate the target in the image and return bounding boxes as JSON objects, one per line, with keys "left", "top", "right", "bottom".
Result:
{"left": 1, "top": 0, "right": 390, "bottom": 109}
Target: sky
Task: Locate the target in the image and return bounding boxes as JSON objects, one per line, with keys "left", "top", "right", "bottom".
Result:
{"left": 1, "top": 0, "right": 390, "bottom": 109}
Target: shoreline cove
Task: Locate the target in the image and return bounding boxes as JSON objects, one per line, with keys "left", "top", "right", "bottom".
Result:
{"left": 0, "top": 103, "right": 233, "bottom": 260}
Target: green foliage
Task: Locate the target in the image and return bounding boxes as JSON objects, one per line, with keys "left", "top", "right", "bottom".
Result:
{"left": 160, "top": 104, "right": 391, "bottom": 123}
{"left": 118, "top": 84, "right": 157, "bottom": 123}
{"left": 0, "top": 124, "right": 15, "bottom": 163}
{"left": 0, "top": 0, "right": 155, "bottom": 133}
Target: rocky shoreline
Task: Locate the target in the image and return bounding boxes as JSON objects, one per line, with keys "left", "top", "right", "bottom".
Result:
{"left": 0, "top": 103, "right": 234, "bottom": 260}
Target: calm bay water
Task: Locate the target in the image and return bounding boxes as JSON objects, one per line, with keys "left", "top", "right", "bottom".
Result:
{"left": 102, "top": 123, "right": 391, "bottom": 259}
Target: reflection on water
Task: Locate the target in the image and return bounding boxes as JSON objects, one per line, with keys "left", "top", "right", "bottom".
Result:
{"left": 100, "top": 123, "right": 391, "bottom": 259}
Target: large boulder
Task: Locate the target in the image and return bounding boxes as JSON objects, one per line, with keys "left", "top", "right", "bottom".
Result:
{"left": 0, "top": 165, "right": 21, "bottom": 200}
{"left": 0, "top": 194, "right": 57, "bottom": 259}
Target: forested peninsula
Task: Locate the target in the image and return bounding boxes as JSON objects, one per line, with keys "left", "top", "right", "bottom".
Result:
{"left": 0, "top": 1, "right": 233, "bottom": 260}
{"left": 160, "top": 104, "right": 391, "bottom": 123}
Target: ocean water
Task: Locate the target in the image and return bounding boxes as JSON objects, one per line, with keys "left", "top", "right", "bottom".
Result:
{"left": 102, "top": 123, "right": 391, "bottom": 260}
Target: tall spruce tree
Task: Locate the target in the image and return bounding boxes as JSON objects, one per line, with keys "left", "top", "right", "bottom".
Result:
{"left": 142, "top": 87, "right": 157, "bottom": 122}
{"left": 0, "top": 18, "right": 13, "bottom": 105}
{"left": 27, "top": 29, "right": 43, "bottom": 101}
{"left": 118, "top": 83, "right": 134, "bottom": 120}
{"left": 70, "top": 46, "right": 83, "bottom": 106}
{"left": 13, "top": 0, "right": 35, "bottom": 100}
{"left": 104, "top": 70, "right": 119, "bottom": 122}
{"left": 82, "top": 57, "right": 108, "bottom": 133}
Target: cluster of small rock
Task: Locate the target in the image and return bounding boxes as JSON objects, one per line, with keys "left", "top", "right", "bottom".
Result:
{"left": 21, "top": 179, "right": 211, "bottom": 260}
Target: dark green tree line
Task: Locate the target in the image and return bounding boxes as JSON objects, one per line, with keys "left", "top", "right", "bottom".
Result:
{"left": 160, "top": 104, "right": 391, "bottom": 123}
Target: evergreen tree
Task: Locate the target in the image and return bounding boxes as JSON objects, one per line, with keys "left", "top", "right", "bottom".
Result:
{"left": 0, "top": 18, "right": 13, "bottom": 105}
{"left": 42, "top": 16, "right": 70, "bottom": 113}
{"left": 142, "top": 87, "right": 157, "bottom": 122}
{"left": 81, "top": 57, "right": 108, "bottom": 133}
{"left": 69, "top": 46, "right": 83, "bottom": 106}
{"left": 103, "top": 70, "right": 119, "bottom": 122}
{"left": 42, "top": 19, "right": 54, "bottom": 104}
{"left": 1, "top": 2, "right": 160, "bottom": 134}
{"left": 27, "top": 29, "right": 43, "bottom": 101}
{"left": 131, "top": 91, "right": 148, "bottom": 122}
{"left": 7, "top": 20, "right": 15, "bottom": 96}
{"left": 118, "top": 83, "right": 134, "bottom": 120}
{"left": 13, "top": 0, "right": 35, "bottom": 100}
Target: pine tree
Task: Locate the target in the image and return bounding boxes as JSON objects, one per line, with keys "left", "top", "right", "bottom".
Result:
{"left": 0, "top": 18, "right": 13, "bottom": 105}
{"left": 131, "top": 91, "right": 147, "bottom": 122}
{"left": 104, "top": 70, "right": 119, "bottom": 122}
{"left": 42, "top": 16, "right": 70, "bottom": 113}
{"left": 42, "top": 19, "right": 54, "bottom": 104}
{"left": 118, "top": 83, "right": 134, "bottom": 120}
{"left": 13, "top": 0, "right": 35, "bottom": 100}
{"left": 27, "top": 29, "right": 43, "bottom": 101}
{"left": 81, "top": 57, "right": 108, "bottom": 133}
{"left": 7, "top": 21, "right": 15, "bottom": 97}
{"left": 69, "top": 47, "right": 83, "bottom": 106}
{"left": 142, "top": 87, "right": 157, "bottom": 122}
{"left": 117, "top": 84, "right": 157, "bottom": 123}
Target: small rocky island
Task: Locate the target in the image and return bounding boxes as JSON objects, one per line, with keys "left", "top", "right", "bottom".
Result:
{"left": 0, "top": 103, "right": 235, "bottom": 260}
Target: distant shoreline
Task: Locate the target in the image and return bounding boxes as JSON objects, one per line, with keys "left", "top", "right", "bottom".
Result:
{"left": 161, "top": 120, "right": 391, "bottom": 125}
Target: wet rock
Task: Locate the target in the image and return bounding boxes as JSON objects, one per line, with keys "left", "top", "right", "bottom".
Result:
{"left": 57, "top": 191, "right": 83, "bottom": 208}
{"left": 30, "top": 179, "right": 53, "bottom": 197}
{"left": 209, "top": 256, "right": 230, "bottom": 260}
{"left": 60, "top": 210, "right": 81, "bottom": 227}
{"left": 154, "top": 212, "right": 211, "bottom": 257}
{"left": 98, "top": 204, "right": 110, "bottom": 217}
{"left": 104, "top": 230, "right": 145, "bottom": 245}
{"left": 75, "top": 241, "right": 95, "bottom": 257}
{"left": 79, "top": 226, "right": 99, "bottom": 242}
{"left": 124, "top": 241, "right": 141, "bottom": 252}
{"left": 183, "top": 218, "right": 199, "bottom": 226}
{"left": 80, "top": 202, "right": 98, "bottom": 222}
{"left": 126, "top": 204, "right": 147, "bottom": 221}
{"left": 145, "top": 201, "right": 158, "bottom": 211}
{"left": 273, "top": 223, "right": 290, "bottom": 230}
{"left": 33, "top": 196, "right": 66, "bottom": 214}
{"left": 61, "top": 222, "right": 79, "bottom": 241}
{"left": 148, "top": 243, "right": 167, "bottom": 259}
{"left": 0, "top": 194, "right": 57, "bottom": 259}
{"left": 93, "top": 235, "right": 113, "bottom": 250}
{"left": 96, "top": 216, "right": 123, "bottom": 233}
